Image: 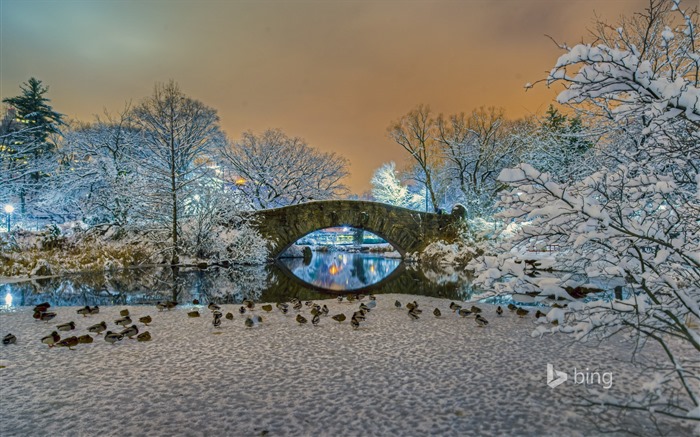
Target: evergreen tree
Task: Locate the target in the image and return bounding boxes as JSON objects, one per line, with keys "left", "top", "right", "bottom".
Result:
{"left": 1, "top": 77, "right": 64, "bottom": 214}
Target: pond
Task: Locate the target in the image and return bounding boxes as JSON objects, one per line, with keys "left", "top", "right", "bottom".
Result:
{"left": 1, "top": 252, "right": 483, "bottom": 307}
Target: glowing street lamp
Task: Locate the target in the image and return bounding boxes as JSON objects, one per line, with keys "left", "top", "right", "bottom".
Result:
{"left": 4, "top": 204, "right": 14, "bottom": 232}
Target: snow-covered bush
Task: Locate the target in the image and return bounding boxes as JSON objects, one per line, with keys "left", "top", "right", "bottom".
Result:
{"left": 472, "top": 0, "right": 699, "bottom": 425}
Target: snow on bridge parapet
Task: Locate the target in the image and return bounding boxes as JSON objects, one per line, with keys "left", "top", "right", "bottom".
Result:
{"left": 247, "top": 200, "right": 466, "bottom": 258}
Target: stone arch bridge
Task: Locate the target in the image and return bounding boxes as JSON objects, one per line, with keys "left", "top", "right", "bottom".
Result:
{"left": 248, "top": 200, "right": 465, "bottom": 258}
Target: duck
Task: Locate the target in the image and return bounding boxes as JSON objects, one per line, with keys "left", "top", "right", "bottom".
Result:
{"left": 244, "top": 299, "right": 255, "bottom": 310}
{"left": 239, "top": 306, "right": 247, "bottom": 314}
{"left": 3, "top": 333, "right": 17, "bottom": 345}
{"left": 156, "top": 302, "right": 168, "bottom": 312}
{"left": 104, "top": 331, "right": 123, "bottom": 344}
{"left": 359, "top": 303, "right": 371, "bottom": 313}
{"left": 244, "top": 317, "right": 254, "bottom": 328}
{"left": 77, "top": 306, "right": 91, "bottom": 317}
{"left": 39, "top": 312, "right": 57, "bottom": 323}
{"left": 280, "top": 306, "right": 289, "bottom": 315}
{"left": 433, "top": 308, "right": 442, "bottom": 318}
{"left": 120, "top": 325, "right": 139, "bottom": 339}
{"left": 350, "top": 316, "right": 360, "bottom": 330}
{"left": 406, "top": 302, "right": 417, "bottom": 311}
{"left": 192, "top": 299, "right": 200, "bottom": 305}
{"left": 331, "top": 314, "right": 346, "bottom": 323}
{"left": 87, "top": 321, "right": 107, "bottom": 335}
{"left": 56, "top": 321, "right": 76, "bottom": 331}
{"left": 207, "top": 303, "right": 221, "bottom": 312}
{"left": 261, "top": 304, "right": 273, "bottom": 312}
{"left": 369, "top": 294, "right": 376, "bottom": 301}
{"left": 312, "top": 313, "right": 320, "bottom": 326}
{"left": 119, "top": 309, "right": 130, "bottom": 317}
{"left": 337, "top": 296, "right": 344, "bottom": 303}
{"left": 475, "top": 315, "right": 489, "bottom": 327}
{"left": 115, "top": 316, "right": 132, "bottom": 327}
{"left": 293, "top": 300, "right": 302, "bottom": 311}
{"left": 458, "top": 308, "right": 472, "bottom": 318}
{"left": 321, "top": 305, "right": 329, "bottom": 316}
{"left": 347, "top": 295, "right": 356, "bottom": 303}
{"left": 449, "top": 302, "right": 461, "bottom": 312}
{"left": 470, "top": 305, "right": 482, "bottom": 314}
{"left": 305, "top": 301, "right": 314, "bottom": 307}
{"left": 137, "top": 331, "right": 152, "bottom": 342}
{"left": 496, "top": 306, "right": 503, "bottom": 316}
{"left": 41, "top": 331, "right": 61, "bottom": 347}
{"left": 276, "top": 302, "right": 288, "bottom": 311}
{"left": 516, "top": 308, "right": 530, "bottom": 318}
{"left": 296, "top": 314, "right": 308, "bottom": 325}
{"left": 165, "top": 301, "right": 178, "bottom": 311}
{"left": 139, "top": 315, "right": 152, "bottom": 326}
{"left": 187, "top": 311, "right": 200, "bottom": 318}
{"left": 225, "top": 312, "right": 234, "bottom": 320}
{"left": 212, "top": 315, "right": 222, "bottom": 328}
{"left": 77, "top": 334, "right": 94, "bottom": 344}
{"left": 55, "top": 336, "right": 79, "bottom": 350}
{"left": 507, "top": 303, "right": 517, "bottom": 312}
{"left": 89, "top": 306, "right": 100, "bottom": 315}
{"left": 33, "top": 302, "right": 51, "bottom": 312}
{"left": 535, "top": 310, "right": 546, "bottom": 319}
{"left": 408, "top": 308, "right": 420, "bottom": 320}
{"left": 352, "top": 311, "right": 366, "bottom": 322}
{"left": 394, "top": 300, "right": 402, "bottom": 309}
{"left": 33, "top": 310, "right": 43, "bottom": 320}
{"left": 254, "top": 315, "right": 263, "bottom": 325}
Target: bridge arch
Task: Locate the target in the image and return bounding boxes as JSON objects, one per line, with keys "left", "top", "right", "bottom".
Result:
{"left": 248, "top": 200, "right": 465, "bottom": 259}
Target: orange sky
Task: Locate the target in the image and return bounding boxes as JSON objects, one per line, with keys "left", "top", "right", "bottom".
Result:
{"left": 0, "top": 0, "right": 649, "bottom": 193}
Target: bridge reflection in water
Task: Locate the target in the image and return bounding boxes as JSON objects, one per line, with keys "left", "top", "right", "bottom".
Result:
{"left": 278, "top": 252, "right": 401, "bottom": 291}
{"left": 1, "top": 256, "right": 479, "bottom": 307}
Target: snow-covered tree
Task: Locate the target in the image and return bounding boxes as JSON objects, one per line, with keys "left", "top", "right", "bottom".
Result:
{"left": 219, "top": 128, "right": 349, "bottom": 210}
{"left": 370, "top": 161, "right": 425, "bottom": 210}
{"left": 131, "top": 81, "right": 226, "bottom": 264}
{"left": 1, "top": 78, "right": 64, "bottom": 215}
{"left": 472, "top": 0, "right": 699, "bottom": 425}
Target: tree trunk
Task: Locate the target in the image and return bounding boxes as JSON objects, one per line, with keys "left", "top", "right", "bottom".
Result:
{"left": 170, "top": 135, "right": 179, "bottom": 265}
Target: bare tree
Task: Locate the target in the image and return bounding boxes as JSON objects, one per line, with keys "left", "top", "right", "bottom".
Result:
{"left": 219, "top": 128, "right": 349, "bottom": 210}
{"left": 388, "top": 104, "right": 441, "bottom": 212}
{"left": 131, "top": 81, "right": 225, "bottom": 264}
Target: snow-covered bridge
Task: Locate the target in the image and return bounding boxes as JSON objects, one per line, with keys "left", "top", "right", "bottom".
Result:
{"left": 249, "top": 200, "right": 465, "bottom": 258}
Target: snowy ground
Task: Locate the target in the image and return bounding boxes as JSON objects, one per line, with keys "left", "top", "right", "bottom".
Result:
{"left": 0, "top": 294, "right": 695, "bottom": 437}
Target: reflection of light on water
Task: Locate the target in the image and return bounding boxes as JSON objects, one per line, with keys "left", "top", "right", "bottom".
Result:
{"left": 4, "top": 292, "right": 12, "bottom": 307}
{"left": 329, "top": 264, "right": 340, "bottom": 275}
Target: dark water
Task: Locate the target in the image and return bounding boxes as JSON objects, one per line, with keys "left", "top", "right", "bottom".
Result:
{"left": 1, "top": 252, "right": 482, "bottom": 307}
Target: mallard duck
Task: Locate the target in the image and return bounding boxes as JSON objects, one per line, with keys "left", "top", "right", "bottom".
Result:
{"left": 119, "top": 309, "right": 130, "bottom": 317}
{"left": 395, "top": 300, "right": 402, "bottom": 309}
{"left": 458, "top": 308, "right": 471, "bottom": 318}
{"left": 33, "top": 310, "right": 43, "bottom": 320}
{"left": 41, "top": 331, "right": 61, "bottom": 347}
{"left": 359, "top": 303, "right": 371, "bottom": 313}
{"left": 357, "top": 294, "right": 366, "bottom": 301}
{"left": 475, "top": 315, "right": 489, "bottom": 327}
{"left": 77, "top": 306, "right": 91, "bottom": 317}
{"left": 350, "top": 317, "right": 360, "bottom": 330}
{"left": 239, "top": 306, "right": 246, "bottom": 314}
{"left": 139, "top": 315, "right": 152, "bottom": 326}
{"left": 165, "top": 301, "right": 177, "bottom": 310}
{"left": 225, "top": 312, "right": 234, "bottom": 320}
{"left": 244, "top": 299, "right": 255, "bottom": 310}
{"left": 137, "top": 331, "right": 152, "bottom": 342}
{"left": 192, "top": 299, "right": 200, "bottom": 305}
{"left": 261, "top": 304, "right": 273, "bottom": 312}
{"left": 496, "top": 306, "right": 503, "bottom": 316}
{"left": 470, "top": 305, "right": 482, "bottom": 314}
{"left": 88, "top": 321, "right": 107, "bottom": 335}
{"left": 352, "top": 311, "right": 366, "bottom": 322}
{"left": 89, "top": 306, "right": 100, "bottom": 315}
{"left": 337, "top": 296, "right": 344, "bottom": 303}
{"left": 369, "top": 294, "right": 376, "bottom": 301}
{"left": 305, "top": 301, "right": 314, "bottom": 307}
{"left": 331, "top": 314, "right": 346, "bottom": 323}
{"left": 296, "top": 314, "right": 308, "bottom": 325}
{"left": 56, "top": 321, "right": 76, "bottom": 331}
{"left": 244, "top": 317, "right": 254, "bottom": 328}
{"left": 312, "top": 313, "right": 320, "bottom": 326}
{"left": 187, "top": 311, "right": 200, "bottom": 318}
{"left": 507, "top": 303, "right": 517, "bottom": 312}
{"left": 213, "top": 316, "right": 222, "bottom": 328}
{"left": 276, "top": 302, "right": 288, "bottom": 311}
{"left": 433, "top": 308, "right": 441, "bottom": 318}
{"left": 104, "top": 331, "right": 123, "bottom": 344}
{"left": 293, "top": 301, "right": 302, "bottom": 311}
{"left": 115, "top": 316, "right": 132, "bottom": 327}
{"left": 449, "top": 302, "right": 461, "bottom": 312}
{"left": 535, "top": 310, "right": 546, "bottom": 319}
{"left": 55, "top": 336, "right": 79, "bottom": 350}
{"left": 254, "top": 315, "right": 263, "bottom": 324}
{"left": 516, "top": 308, "right": 530, "bottom": 318}
{"left": 208, "top": 303, "right": 221, "bottom": 312}
{"left": 347, "top": 295, "right": 356, "bottom": 303}
{"left": 408, "top": 308, "right": 420, "bottom": 320}
{"left": 120, "top": 325, "right": 139, "bottom": 339}
{"left": 156, "top": 302, "right": 168, "bottom": 312}
{"left": 39, "top": 312, "right": 57, "bottom": 323}
{"left": 321, "top": 305, "right": 329, "bottom": 316}
{"left": 77, "top": 334, "right": 93, "bottom": 344}
{"left": 406, "top": 302, "right": 416, "bottom": 311}
{"left": 3, "top": 333, "right": 17, "bottom": 345}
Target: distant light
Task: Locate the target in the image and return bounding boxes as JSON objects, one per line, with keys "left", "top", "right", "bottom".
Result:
{"left": 193, "top": 194, "right": 200, "bottom": 202}
{"left": 235, "top": 178, "right": 246, "bottom": 186}
{"left": 4, "top": 293, "right": 12, "bottom": 306}
{"left": 342, "top": 227, "right": 349, "bottom": 232}
{"left": 4, "top": 204, "right": 13, "bottom": 214}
